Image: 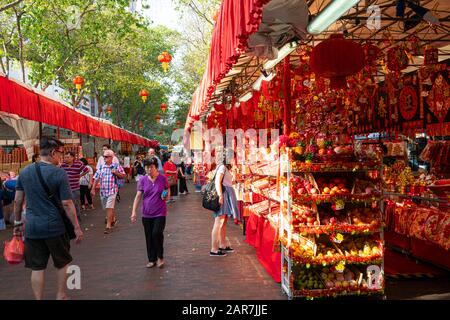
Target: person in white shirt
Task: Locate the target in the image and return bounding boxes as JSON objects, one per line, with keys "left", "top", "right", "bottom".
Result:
{"left": 123, "top": 153, "right": 131, "bottom": 183}
{"left": 96, "top": 144, "right": 120, "bottom": 171}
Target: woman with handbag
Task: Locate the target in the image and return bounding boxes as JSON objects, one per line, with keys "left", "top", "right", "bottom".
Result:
{"left": 163, "top": 154, "right": 178, "bottom": 203}
{"left": 178, "top": 161, "right": 189, "bottom": 195}
{"left": 210, "top": 153, "right": 239, "bottom": 257}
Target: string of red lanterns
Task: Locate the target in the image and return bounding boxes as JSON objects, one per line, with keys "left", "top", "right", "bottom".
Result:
{"left": 160, "top": 103, "right": 167, "bottom": 113}
{"left": 139, "top": 89, "right": 149, "bottom": 103}
{"left": 158, "top": 51, "right": 172, "bottom": 73}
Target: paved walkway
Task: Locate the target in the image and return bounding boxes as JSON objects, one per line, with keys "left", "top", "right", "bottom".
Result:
{"left": 0, "top": 180, "right": 285, "bottom": 300}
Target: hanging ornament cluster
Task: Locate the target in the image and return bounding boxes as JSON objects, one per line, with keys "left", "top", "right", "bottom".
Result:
{"left": 155, "top": 114, "right": 161, "bottom": 123}
{"left": 310, "top": 34, "right": 365, "bottom": 89}
{"left": 158, "top": 51, "right": 172, "bottom": 73}
{"left": 73, "top": 76, "right": 85, "bottom": 94}
{"left": 386, "top": 46, "right": 409, "bottom": 73}
{"left": 139, "top": 89, "right": 149, "bottom": 103}
{"left": 160, "top": 103, "right": 168, "bottom": 113}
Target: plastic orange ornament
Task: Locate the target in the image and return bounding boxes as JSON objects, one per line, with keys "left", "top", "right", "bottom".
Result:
{"left": 73, "top": 76, "right": 85, "bottom": 94}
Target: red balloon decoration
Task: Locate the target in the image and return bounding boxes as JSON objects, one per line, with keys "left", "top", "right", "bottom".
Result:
{"left": 310, "top": 34, "right": 365, "bottom": 89}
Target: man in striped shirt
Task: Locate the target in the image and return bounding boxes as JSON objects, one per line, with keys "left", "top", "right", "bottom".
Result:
{"left": 61, "top": 151, "right": 89, "bottom": 221}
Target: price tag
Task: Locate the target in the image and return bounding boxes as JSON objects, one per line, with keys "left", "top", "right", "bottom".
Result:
{"left": 335, "top": 261, "right": 345, "bottom": 273}
{"left": 332, "top": 233, "right": 344, "bottom": 244}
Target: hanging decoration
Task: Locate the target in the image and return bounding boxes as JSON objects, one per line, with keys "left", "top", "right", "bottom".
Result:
{"left": 160, "top": 103, "right": 168, "bottom": 113}
{"left": 386, "top": 46, "right": 409, "bottom": 73}
{"left": 424, "top": 45, "right": 439, "bottom": 65}
{"left": 399, "top": 86, "right": 419, "bottom": 121}
{"left": 139, "top": 89, "right": 149, "bottom": 103}
{"left": 138, "top": 121, "right": 143, "bottom": 129}
{"left": 73, "top": 76, "right": 85, "bottom": 94}
{"left": 155, "top": 114, "right": 161, "bottom": 123}
{"left": 310, "top": 34, "right": 365, "bottom": 89}
{"left": 158, "top": 51, "right": 172, "bottom": 73}
{"left": 106, "top": 105, "right": 112, "bottom": 116}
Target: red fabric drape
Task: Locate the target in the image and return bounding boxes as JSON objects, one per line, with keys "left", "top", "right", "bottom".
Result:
{"left": 185, "top": 0, "right": 271, "bottom": 130}
{"left": 0, "top": 76, "right": 157, "bottom": 147}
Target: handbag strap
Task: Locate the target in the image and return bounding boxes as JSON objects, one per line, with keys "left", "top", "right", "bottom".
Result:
{"left": 35, "top": 163, "right": 65, "bottom": 218}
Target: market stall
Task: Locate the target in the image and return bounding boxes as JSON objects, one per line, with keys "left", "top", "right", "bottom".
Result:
{"left": 188, "top": 0, "right": 449, "bottom": 299}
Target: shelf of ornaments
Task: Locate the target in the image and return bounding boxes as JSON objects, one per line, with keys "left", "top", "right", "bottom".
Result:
{"left": 285, "top": 169, "right": 382, "bottom": 204}
{"left": 281, "top": 231, "right": 383, "bottom": 266}
{"left": 289, "top": 202, "right": 383, "bottom": 235}
{"left": 288, "top": 262, "right": 384, "bottom": 299}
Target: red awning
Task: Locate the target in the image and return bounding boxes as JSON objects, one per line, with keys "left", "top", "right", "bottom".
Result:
{"left": 0, "top": 75, "right": 158, "bottom": 147}
{"left": 185, "top": 0, "right": 271, "bottom": 130}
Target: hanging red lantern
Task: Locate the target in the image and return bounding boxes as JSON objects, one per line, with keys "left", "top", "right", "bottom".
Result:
{"left": 139, "top": 89, "right": 149, "bottom": 103}
{"left": 73, "top": 76, "right": 85, "bottom": 94}
{"left": 160, "top": 103, "right": 168, "bottom": 113}
{"left": 158, "top": 51, "right": 172, "bottom": 73}
{"left": 106, "top": 105, "right": 112, "bottom": 115}
{"left": 155, "top": 114, "right": 161, "bottom": 123}
{"left": 310, "top": 34, "right": 365, "bottom": 89}
{"left": 386, "top": 46, "right": 409, "bottom": 72}
{"left": 138, "top": 121, "right": 143, "bottom": 129}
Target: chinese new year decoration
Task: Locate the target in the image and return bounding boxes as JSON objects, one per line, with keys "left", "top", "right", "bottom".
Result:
{"left": 155, "top": 114, "right": 161, "bottom": 123}
{"left": 310, "top": 34, "right": 364, "bottom": 89}
{"left": 158, "top": 51, "right": 172, "bottom": 73}
{"left": 138, "top": 121, "right": 143, "bottom": 129}
{"left": 160, "top": 103, "right": 168, "bottom": 113}
{"left": 73, "top": 76, "right": 84, "bottom": 94}
{"left": 106, "top": 105, "right": 112, "bottom": 116}
{"left": 139, "top": 89, "right": 149, "bottom": 103}
{"left": 424, "top": 45, "right": 438, "bottom": 65}
{"left": 386, "top": 46, "right": 409, "bottom": 73}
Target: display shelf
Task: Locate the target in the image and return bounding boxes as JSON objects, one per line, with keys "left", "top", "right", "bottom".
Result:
{"left": 292, "top": 224, "right": 383, "bottom": 235}
{"left": 289, "top": 252, "right": 383, "bottom": 266}
{"left": 384, "top": 192, "right": 449, "bottom": 204}
{"left": 292, "top": 287, "right": 384, "bottom": 299}
{"left": 291, "top": 193, "right": 382, "bottom": 203}
{"left": 291, "top": 161, "right": 381, "bottom": 173}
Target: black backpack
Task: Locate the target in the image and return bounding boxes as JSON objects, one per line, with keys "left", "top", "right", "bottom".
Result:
{"left": 202, "top": 168, "right": 224, "bottom": 212}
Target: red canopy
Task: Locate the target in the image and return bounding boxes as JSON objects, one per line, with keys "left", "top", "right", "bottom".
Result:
{"left": 185, "top": 0, "right": 271, "bottom": 131}
{"left": 0, "top": 75, "right": 158, "bottom": 148}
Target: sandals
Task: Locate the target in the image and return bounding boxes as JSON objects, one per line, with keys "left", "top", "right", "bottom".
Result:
{"left": 146, "top": 262, "right": 156, "bottom": 268}
{"left": 156, "top": 260, "right": 165, "bottom": 268}
{"left": 104, "top": 228, "right": 112, "bottom": 234}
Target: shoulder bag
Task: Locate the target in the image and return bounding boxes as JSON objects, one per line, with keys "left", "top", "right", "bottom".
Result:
{"left": 202, "top": 167, "right": 224, "bottom": 212}
{"left": 35, "top": 163, "right": 76, "bottom": 240}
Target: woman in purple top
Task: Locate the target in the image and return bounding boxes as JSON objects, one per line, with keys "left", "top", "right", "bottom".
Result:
{"left": 131, "top": 158, "right": 170, "bottom": 268}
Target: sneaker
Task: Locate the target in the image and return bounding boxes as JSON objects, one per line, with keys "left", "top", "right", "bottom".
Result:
{"left": 210, "top": 251, "right": 227, "bottom": 257}
{"left": 219, "top": 246, "right": 234, "bottom": 253}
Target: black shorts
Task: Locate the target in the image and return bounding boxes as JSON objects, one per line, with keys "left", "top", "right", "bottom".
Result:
{"left": 24, "top": 234, "right": 72, "bottom": 271}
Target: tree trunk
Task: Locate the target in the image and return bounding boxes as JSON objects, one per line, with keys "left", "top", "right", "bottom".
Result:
{"left": 95, "top": 92, "right": 103, "bottom": 117}
{"left": 14, "top": 8, "right": 25, "bottom": 83}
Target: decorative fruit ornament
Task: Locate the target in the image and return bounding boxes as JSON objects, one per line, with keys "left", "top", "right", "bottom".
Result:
{"left": 73, "top": 76, "right": 84, "bottom": 94}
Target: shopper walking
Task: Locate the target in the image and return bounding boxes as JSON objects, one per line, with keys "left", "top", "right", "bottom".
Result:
{"left": 210, "top": 153, "right": 239, "bottom": 257}
{"left": 131, "top": 158, "right": 169, "bottom": 268}
{"left": 123, "top": 153, "right": 131, "bottom": 183}
{"left": 61, "top": 151, "right": 89, "bottom": 220}
{"left": 178, "top": 161, "right": 189, "bottom": 195}
{"left": 13, "top": 137, "right": 83, "bottom": 300}
{"left": 163, "top": 154, "right": 178, "bottom": 202}
{"left": 91, "top": 150, "right": 126, "bottom": 234}
{"left": 147, "top": 148, "right": 164, "bottom": 174}
{"left": 96, "top": 144, "right": 120, "bottom": 171}
{"left": 134, "top": 155, "right": 145, "bottom": 182}
{"left": 79, "top": 158, "right": 94, "bottom": 211}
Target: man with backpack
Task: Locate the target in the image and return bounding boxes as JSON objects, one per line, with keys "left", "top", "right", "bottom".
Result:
{"left": 91, "top": 149, "right": 126, "bottom": 234}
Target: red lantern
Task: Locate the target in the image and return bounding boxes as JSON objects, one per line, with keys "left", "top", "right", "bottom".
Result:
{"left": 160, "top": 103, "right": 167, "bottom": 113}
{"left": 155, "top": 114, "right": 161, "bottom": 123}
{"left": 139, "top": 89, "right": 149, "bottom": 103}
{"left": 106, "top": 105, "right": 112, "bottom": 115}
{"left": 73, "top": 76, "right": 85, "bottom": 94}
{"left": 138, "top": 121, "right": 143, "bottom": 129}
{"left": 158, "top": 51, "right": 172, "bottom": 73}
{"left": 310, "top": 34, "right": 365, "bottom": 89}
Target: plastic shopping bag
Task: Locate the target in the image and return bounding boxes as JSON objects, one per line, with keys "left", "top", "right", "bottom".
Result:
{"left": 3, "top": 235, "right": 25, "bottom": 265}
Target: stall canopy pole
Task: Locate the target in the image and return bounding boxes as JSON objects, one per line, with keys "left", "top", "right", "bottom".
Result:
{"left": 283, "top": 56, "right": 292, "bottom": 136}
